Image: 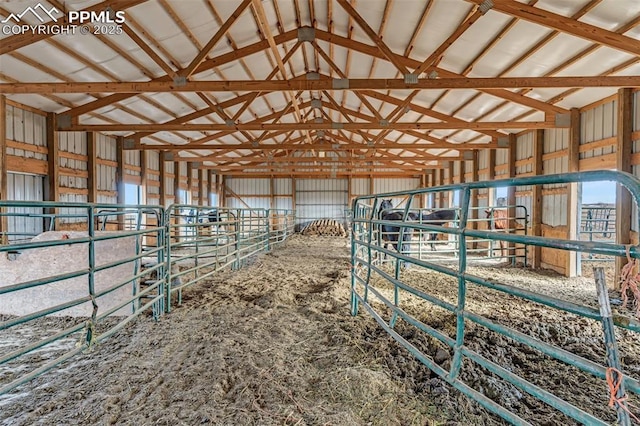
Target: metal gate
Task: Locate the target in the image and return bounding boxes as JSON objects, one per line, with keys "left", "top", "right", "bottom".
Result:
{"left": 351, "top": 170, "right": 640, "bottom": 425}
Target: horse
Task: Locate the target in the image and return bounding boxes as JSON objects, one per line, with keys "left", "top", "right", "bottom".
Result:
{"left": 485, "top": 208, "right": 525, "bottom": 258}
{"left": 378, "top": 199, "right": 457, "bottom": 260}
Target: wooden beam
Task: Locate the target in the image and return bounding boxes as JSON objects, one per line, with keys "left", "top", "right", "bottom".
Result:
{"left": 566, "top": 108, "right": 581, "bottom": 277}
{"left": 0, "top": 0, "right": 148, "bottom": 55}
{"left": 173, "top": 161, "right": 181, "bottom": 204}
{"left": 116, "top": 137, "right": 125, "bottom": 229}
{"left": 140, "top": 150, "right": 147, "bottom": 205}
{"left": 0, "top": 96, "right": 6, "bottom": 243}
{"left": 46, "top": 112, "right": 59, "bottom": 231}
{"left": 336, "top": 0, "right": 409, "bottom": 75}
{"left": 531, "top": 129, "right": 544, "bottom": 268}
{"left": 615, "top": 88, "right": 633, "bottom": 287}
{"left": 507, "top": 134, "right": 517, "bottom": 257}
{"left": 87, "top": 132, "right": 97, "bottom": 203}
{"left": 62, "top": 29, "right": 298, "bottom": 117}
{"left": 61, "top": 120, "right": 561, "bottom": 133}
{"left": 181, "top": 0, "right": 252, "bottom": 78}
{"left": 159, "top": 151, "right": 167, "bottom": 207}
{"left": 6, "top": 76, "right": 639, "bottom": 94}
{"left": 198, "top": 168, "right": 205, "bottom": 206}
{"left": 467, "top": 0, "right": 640, "bottom": 57}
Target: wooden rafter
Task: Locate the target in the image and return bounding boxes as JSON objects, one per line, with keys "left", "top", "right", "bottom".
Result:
{"left": 6, "top": 76, "right": 638, "bottom": 94}
{"left": 466, "top": 0, "right": 640, "bottom": 57}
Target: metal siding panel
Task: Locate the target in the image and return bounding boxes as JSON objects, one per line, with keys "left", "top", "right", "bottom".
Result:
{"left": 5, "top": 105, "right": 14, "bottom": 140}
{"left": 275, "top": 197, "right": 292, "bottom": 210}
{"left": 634, "top": 91, "right": 640, "bottom": 131}
{"left": 13, "top": 107, "right": 24, "bottom": 142}
{"left": 23, "top": 111, "right": 34, "bottom": 144}
{"left": 351, "top": 178, "right": 369, "bottom": 196}
{"left": 274, "top": 178, "right": 291, "bottom": 195}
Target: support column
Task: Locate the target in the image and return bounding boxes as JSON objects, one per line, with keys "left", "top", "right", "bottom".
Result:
{"left": 291, "top": 177, "right": 296, "bottom": 213}
{"left": 116, "top": 136, "right": 125, "bottom": 230}
{"left": 470, "top": 151, "right": 479, "bottom": 250}
{"left": 0, "top": 96, "right": 7, "bottom": 243}
{"left": 198, "top": 168, "right": 205, "bottom": 207}
{"left": 507, "top": 134, "right": 517, "bottom": 258}
{"left": 270, "top": 176, "right": 275, "bottom": 210}
{"left": 159, "top": 152, "right": 167, "bottom": 207}
{"left": 140, "top": 150, "right": 147, "bottom": 205}
{"left": 87, "top": 132, "right": 97, "bottom": 203}
{"left": 220, "top": 175, "right": 226, "bottom": 207}
{"left": 173, "top": 161, "right": 180, "bottom": 204}
{"left": 532, "top": 130, "right": 544, "bottom": 268}
{"left": 567, "top": 107, "right": 581, "bottom": 277}
{"left": 186, "top": 162, "right": 193, "bottom": 205}
{"left": 46, "top": 112, "right": 59, "bottom": 230}
{"left": 615, "top": 88, "right": 633, "bottom": 287}
{"left": 488, "top": 149, "right": 496, "bottom": 207}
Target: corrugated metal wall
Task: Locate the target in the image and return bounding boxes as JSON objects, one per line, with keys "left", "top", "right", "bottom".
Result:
{"left": 296, "top": 179, "right": 348, "bottom": 222}
{"left": 5, "top": 105, "right": 47, "bottom": 164}
{"left": 95, "top": 134, "right": 117, "bottom": 205}
{"left": 274, "top": 178, "right": 293, "bottom": 211}
{"left": 515, "top": 132, "right": 533, "bottom": 219}
{"left": 147, "top": 151, "right": 160, "bottom": 205}
{"left": 226, "top": 178, "right": 271, "bottom": 209}
{"left": 477, "top": 150, "right": 490, "bottom": 209}
{"left": 542, "top": 129, "right": 569, "bottom": 227}
{"left": 58, "top": 132, "right": 87, "bottom": 222}
{"left": 580, "top": 99, "right": 617, "bottom": 169}
{"left": 6, "top": 173, "right": 44, "bottom": 240}
{"left": 373, "top": 177, "right": 421, "bottom": 209}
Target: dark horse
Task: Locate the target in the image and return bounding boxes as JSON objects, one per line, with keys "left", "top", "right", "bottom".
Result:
{"left": 378, "top": 200, "right": 457, "bottom": 256}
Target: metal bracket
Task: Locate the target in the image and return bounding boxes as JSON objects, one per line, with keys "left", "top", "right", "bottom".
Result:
{"left": 314, "top": 117, "right": 323, "bottom": 124}
{"left": 404, "top": 73, "right": 418, "bottom": 84}
{"left": 57, "top": 114, "right": 72, "bottom": 130}
{"left": 479, "top": 0, "right": 494, "bottom": 14}
{"left": 225, "top": 119, "right": 235, "bottom": 127}
{"left": 463, "top": 151, "right": 474, "bottom": 160}
{"left": 311, "top": 99, "right": 322, "bottom": 109}
{"left": 191, "top": 162, "right": 202, "bottom": 168}
{"left": 317, "top": 130, "right": 325, "bottom": 138}
{"left": 164, "top": 152, "right": 175, "bottom": 161}
{"left": 173, "top": 76, "right": 187, "bottom": 87}
{"left": 379, "top": 119, "right": 389, "bottom": 126}
{"left": 331, "top": 122, "right": 344, "bottom": 129}
{"left": 123, "top": 138, "right": 136, "bottom": 149}
{"left": 555, "top": 113, "right": 572, "bottom": 127}
{"left": 497, "top": 136, "right": 510, "bottom": 148}
{"left": 306, "top": 72, "right": 320, "bottom": 80}
{"left": 428, "top": 70, "right": 439, "bottom": 79}
{"left": 331, "top": 143, "right": 340, "bottom": 150}
{"left": 332, "top": 78, "right": 349, "bottom": 89}
{"left": 297, "top": 27, "right": 316, "bottom": 42}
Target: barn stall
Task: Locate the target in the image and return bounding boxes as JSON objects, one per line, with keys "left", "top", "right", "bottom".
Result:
{"left": 1, "top": 0, "right": 640, "bottom": 424}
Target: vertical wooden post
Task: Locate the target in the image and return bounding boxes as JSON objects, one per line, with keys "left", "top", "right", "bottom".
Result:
{"left": 87, "top": 132, "right": 97, "bottom": 203}
{"left": 270, "top": 176, "right": 275, "bottom": 210}
{"left": 347, "top": 176, "right": 352, "bottom": 210}
{"left": 159, "top": 152, "right": 167, "bottom": 207}
{"left": 470, "top": 151, "right": 479, "bottom": 250}
{"left": 291, "top": 177, "right": 296, "bottom": 213}
{"left": 567, "top": 107, "right": 581, "bottom": 277}
{"left": 507, "top": 134, "right": 517, "bottom": 258}
{"left": 532, "top": 130, "right": 544, "bottom": 268}
{"left": 173, "top": 161, "right": 180, "bottom": 204}
{"left": 420, "top": 173, "right": 426, "bottom": 208}
{"left": 615, "top": 88, "right": 633, "bottom": 287}
{"left": 186, "top": 162, "right": 193, "bottom": 205}
{"left": 488, "top": 149, "right": 496, "bottom": 207}
{"left": 0, "top": 96, "right": 7, "bottom": 243}
{"left": 207, "top": 170, "right": 214, "bottom": 206}
{"left": 46, "top": 112, "right": 59, "bottom": 230}
{"left": 435, "top": 166, "right": 442, "bottom": 209}
{"left": 448, "top": 161, "right": 454, "bottom": 207}
{"left": 140, "top": 150, "right": 147, "bottom": 205}
{"left": 116, "top": 136, "right": 125, "bottom": 230}
{"left": 369, "top": 174, "right": 374, "bottom": 195}
{"left": 198, "top": 168, "right": 205, "bottom": 207}
{"left": 220, "top": 175, "right": 226, "bottom": 207}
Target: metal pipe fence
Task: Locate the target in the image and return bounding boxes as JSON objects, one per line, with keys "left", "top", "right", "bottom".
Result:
{"left": 581, "top": 204, "right": 616, "bottom": 262}
{"left": 351, "top": 171, "right": 640, "bottom": 425}
{"left": 0, "top": 203, "right": 294, "bottom": 396}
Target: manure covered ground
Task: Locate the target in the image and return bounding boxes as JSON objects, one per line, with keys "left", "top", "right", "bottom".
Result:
{"left": 1, "top": 235, "right": 639, "bottom": 425}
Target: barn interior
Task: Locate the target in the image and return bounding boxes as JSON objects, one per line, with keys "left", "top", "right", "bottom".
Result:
{"left": 1, "top": 0, "right": 640, "bottom": 424}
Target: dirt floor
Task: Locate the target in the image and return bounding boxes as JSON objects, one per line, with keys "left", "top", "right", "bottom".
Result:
{"left": 1, "top": 236, "right": 639, "bottom": 425}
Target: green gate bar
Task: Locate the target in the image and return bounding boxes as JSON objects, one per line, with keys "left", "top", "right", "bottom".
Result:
{"left": 351, "top": 170, "right": 640, "bottom": 425}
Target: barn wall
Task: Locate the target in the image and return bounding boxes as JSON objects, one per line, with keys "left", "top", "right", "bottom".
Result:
{"left": 146, "top": 151, "right": 160, "bottom": 206}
